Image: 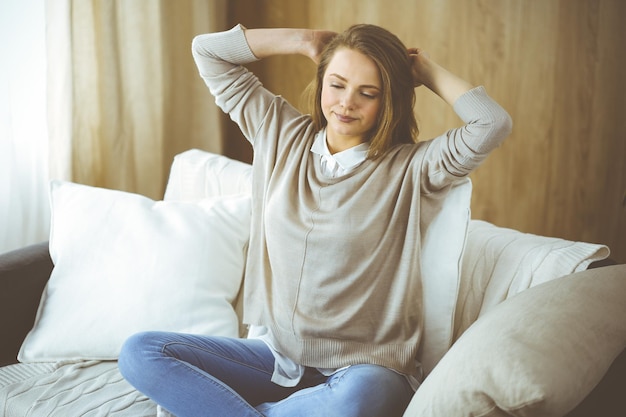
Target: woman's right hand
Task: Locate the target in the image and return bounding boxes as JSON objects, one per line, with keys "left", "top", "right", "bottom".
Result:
{"left": 306, "top": 30, "right": 337, "bottom": 64}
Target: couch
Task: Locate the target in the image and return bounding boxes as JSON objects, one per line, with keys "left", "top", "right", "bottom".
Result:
{"left": 1, "top": 149, "right": 625, "bottom": 417}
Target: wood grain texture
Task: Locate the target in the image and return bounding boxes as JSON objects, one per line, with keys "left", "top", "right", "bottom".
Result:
{"left": 227, "top": 0, "right": 626, "bottom": 262}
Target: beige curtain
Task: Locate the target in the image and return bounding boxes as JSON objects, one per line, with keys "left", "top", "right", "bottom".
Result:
{"left": 47, "top": 0, "right": 228, "bottom": 199}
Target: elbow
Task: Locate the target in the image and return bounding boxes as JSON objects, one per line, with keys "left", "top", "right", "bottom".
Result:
{"left": 500, "top": 110, "right": 513, "bottom": 139}
{"left": 472, "top": 110, "right": 513, "bottom": 154}
{"left": 191, "top": 35, "right": 203, "bottom": 58}
{"left": 489, "top": 108, "right": 513, "bottom": 147}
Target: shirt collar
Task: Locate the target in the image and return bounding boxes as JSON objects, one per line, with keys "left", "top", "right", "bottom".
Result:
{"left": 310, "top": 130, "right": 369, "bottom": 172}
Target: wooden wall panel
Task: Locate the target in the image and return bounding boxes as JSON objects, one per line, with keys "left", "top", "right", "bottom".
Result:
{"left": 228, "top": 0, "right": 626, "bottom": 262}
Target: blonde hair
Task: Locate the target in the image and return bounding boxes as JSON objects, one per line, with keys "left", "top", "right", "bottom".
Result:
{"left": 304, "top": 24, "right": 418, "bottom": 159}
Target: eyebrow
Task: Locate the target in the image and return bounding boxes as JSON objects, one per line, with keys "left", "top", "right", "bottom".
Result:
{"left": 328, "top": 73, "right": 381, "bottom": 91}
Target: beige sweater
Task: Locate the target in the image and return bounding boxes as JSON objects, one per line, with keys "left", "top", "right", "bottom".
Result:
{"left": 192, "top": 25, "right": 512, "bottom": 376}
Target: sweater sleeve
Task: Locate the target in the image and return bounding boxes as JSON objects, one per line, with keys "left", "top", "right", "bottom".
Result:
{"left": 420, "top": 86, "right": 512, "bottom": 192}
{"left": 191, "top": 24, "right": 280, "bottom": 144}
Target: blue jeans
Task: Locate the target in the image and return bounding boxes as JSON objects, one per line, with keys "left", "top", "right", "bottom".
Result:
{"left": 118, "top": 331, "right": 414, "bottom": 417}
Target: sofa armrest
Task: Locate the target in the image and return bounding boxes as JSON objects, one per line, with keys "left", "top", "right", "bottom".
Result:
{"left": 0, "top": 242, "right": 53, "bottom": 366}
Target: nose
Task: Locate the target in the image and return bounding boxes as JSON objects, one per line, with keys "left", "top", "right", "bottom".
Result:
{"left": 340, "top": 91, "right": 356, "bottom": 110}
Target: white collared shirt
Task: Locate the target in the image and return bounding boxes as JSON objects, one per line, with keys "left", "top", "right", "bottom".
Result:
{"left": 309, "top": 130, "right": 369, "bottom": 177}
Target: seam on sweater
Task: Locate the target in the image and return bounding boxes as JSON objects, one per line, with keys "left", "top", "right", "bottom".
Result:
{"left": 289, "top": 178, "right": 324, "bottom": 336}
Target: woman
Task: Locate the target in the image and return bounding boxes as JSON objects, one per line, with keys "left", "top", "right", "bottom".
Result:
{"left": 119, "top": 23, "right": 512, "bottom": 417}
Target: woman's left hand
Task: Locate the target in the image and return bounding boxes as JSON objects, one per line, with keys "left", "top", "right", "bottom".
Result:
{"left": 408, "top": 47, "right": 431, "bottom": 88}
{"left": 407, "top": 47, "right": 474, "bottom": 105}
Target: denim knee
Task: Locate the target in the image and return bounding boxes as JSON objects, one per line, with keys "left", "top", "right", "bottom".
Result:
{"left": 257, "top": 364, "right": 413, "bottom": 417}
{"left": 329, "top": 365, "right": 413, "bottom": 416}
{"left": 118, "top": 331, "right": 163, "bottom": 388}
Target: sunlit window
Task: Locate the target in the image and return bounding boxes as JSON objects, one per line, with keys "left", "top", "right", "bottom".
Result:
{"left": 0, "top": 0, "right": 50, "bottom": 254}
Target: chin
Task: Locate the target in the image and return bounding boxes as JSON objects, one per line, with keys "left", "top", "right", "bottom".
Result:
{"left": 329, "top": 123, "right": 360, "bottom": 136}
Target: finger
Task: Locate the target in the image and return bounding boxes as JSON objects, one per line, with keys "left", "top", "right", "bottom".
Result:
{"left": 413, "top": 48, "right": 430, "bottom": 59}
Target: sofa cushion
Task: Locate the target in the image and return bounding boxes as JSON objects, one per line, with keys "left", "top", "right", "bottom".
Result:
{"left": 403, "top": 264, "right": 626, "bottom": 417}
{"left": 18, "top": 180, "right": 250, "bottom": 362}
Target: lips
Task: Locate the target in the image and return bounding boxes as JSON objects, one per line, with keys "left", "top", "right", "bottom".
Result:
{"left": 335, "top": 113, "right": 356, "bottom": 123}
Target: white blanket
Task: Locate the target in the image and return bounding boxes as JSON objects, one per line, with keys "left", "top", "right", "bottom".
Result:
{"left": 0, "top": 361, "right": 156, "bottom": 417}
{"left": 454, "top": 220, "right": 611, "bottom": 340}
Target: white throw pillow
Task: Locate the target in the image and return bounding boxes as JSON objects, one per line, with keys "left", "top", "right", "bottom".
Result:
{"left": 18, "top": 180, "right": 251, "bottom": 362}
{"left": 417, "top": 178, "right": 472, "bottom": 375}
{"left": 164, "top": 149, "right": 252, "bottom": 201}
{"left": 404, "top": 264, "right": 626, "bottom": 417}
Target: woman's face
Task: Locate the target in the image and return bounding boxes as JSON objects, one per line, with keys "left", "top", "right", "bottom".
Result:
{"left": 321, "top": 47, "right": 382, "bottom": 152}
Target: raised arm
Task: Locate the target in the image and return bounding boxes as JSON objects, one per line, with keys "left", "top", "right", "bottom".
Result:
{"left": 191, "top": 25, "right": 336, "bottom": 147}
{"left": 243, "top": 28, "right": 336, "bottom": 63}
{"left": 409, "top": 49, "right": 512, "bottom": 190}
